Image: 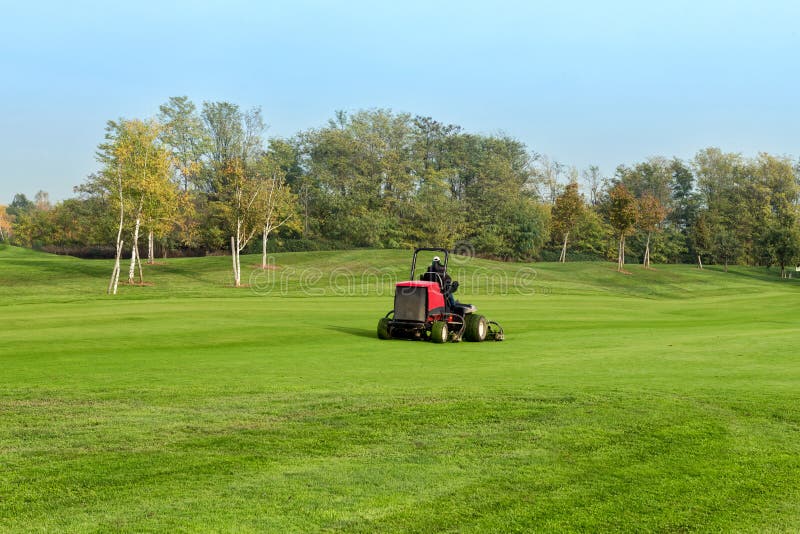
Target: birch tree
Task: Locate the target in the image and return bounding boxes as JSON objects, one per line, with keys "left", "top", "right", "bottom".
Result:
{"left": 143, "top": 177, "right": 182, "bottom": 264}
{"left": 202, "top": 102, "right": 266, "bottom": 286}
{"left": 224, "top": 159, "right": 266, "bottom": 286}
{"left": 256, "top": 142, "right": 298, "bottom": 268}
{"left": 551, "top": 182, "right": 584, "bottom": 263}
{"left": 121, "top": 120, "right": 172, "bottom": 284}
{"left": 608, "top": 183, "right": 638, "bottom": 272}
{"left": 94, "top": 119, "right": 172, "bottom": 291}
{"left": 95, "top": 120, "right": 133, "bottom": 294}
{"left": 637, "top": 193, "right": 667, "bottom": 269}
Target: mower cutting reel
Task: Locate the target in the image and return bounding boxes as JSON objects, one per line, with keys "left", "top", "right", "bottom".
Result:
{"left": 376, "top": 247, "right": 504, "bottom": 343}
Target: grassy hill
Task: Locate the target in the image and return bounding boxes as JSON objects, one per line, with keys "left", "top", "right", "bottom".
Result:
{"left": 1, "top": 245, "right": 799, "bottom": 532}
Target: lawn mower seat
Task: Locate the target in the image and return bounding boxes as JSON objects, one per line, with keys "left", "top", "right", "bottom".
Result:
{"left": 452, "top": 303, "right": 477, "bottom": 316}
{"left": 420, "top": 271, "right": 444, "bottom": 289}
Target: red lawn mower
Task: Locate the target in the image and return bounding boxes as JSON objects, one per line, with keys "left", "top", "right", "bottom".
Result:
{"left": 377, "top": 248, "right": 504, "bottom": 343}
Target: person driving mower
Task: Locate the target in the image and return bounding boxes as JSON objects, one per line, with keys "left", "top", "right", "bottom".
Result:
{"left": 425, "top": 255, "right": 468, "bottom": 311}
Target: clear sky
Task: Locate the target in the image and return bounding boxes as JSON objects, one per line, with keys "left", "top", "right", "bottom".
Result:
{"left": 1, "top": 0, "right": 798, "bottom": 204}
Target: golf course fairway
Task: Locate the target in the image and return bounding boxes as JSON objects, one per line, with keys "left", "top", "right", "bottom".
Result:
{"left": 1, "top": 245, "right": 799, "bottom": 532}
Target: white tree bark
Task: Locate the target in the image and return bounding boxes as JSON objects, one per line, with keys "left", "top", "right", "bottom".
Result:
{"left": 643, "top": 232, "right": 651, "bottom": 269}
{"left": 108, "top": 169, "right": 126, "bottom": 295}
{"left": 109, "top": 239, "right": 124, "bottom": 295}
{"left": 261, "top": 225, "right": 269, "bottom": 268}
{"left": 128, "top": 215, "right": 141, "bottom": 284}
{"left": 231, "top": 236, "right": 238, "bottom": 287}
{"left": 147, "top": 229, "right": 154, "bottom": 265}
{"left": 697, "top": 254, "right": 703, "bottom": 269}
{"left": 137, "top": 244, "right": 144, "bottom": 283}
{"left": 559, "top": 231, "right": 569, "bottom": 263}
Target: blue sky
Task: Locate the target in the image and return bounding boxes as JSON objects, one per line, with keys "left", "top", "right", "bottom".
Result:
{"left": 1, "top": 0, "right": 798, "bottom": 204}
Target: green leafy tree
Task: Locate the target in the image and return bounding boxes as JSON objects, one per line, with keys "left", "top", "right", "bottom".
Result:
{"left": 0, "top": 205, "right": 11, "bottom": 241}
{"left": 34, "top": 191, "right": 51, "bottom": 211}
{"left": 159, "top": 96, "right": 209, "bottom": 191}
{"left": 582, "top": 165, "right": 603, "bottom": 206}
{"left": 551, "top": 182, "right": 585, "bottom": 262}
{"left": 94, "top": 118, "right": 173, "bottom": 292}
{"left": 713, "top": 227, "right": 740, "bottom": 272}
{"left": 254, "top": 148, "right": 299, "bottom": 268}
{"left": 637, "top": 193, "right": 668, "bottom": 269}
{"left": 765, "top": 224, "right": 800, "bottom": 278}
{"left": 607, "top": 183, "right": 638, "bottom": 272}
{"left": 7, "top": 194, "right": 34, "bottom": 218}
{"left": 689, "top": 210, "right": 713, "bottom": 269}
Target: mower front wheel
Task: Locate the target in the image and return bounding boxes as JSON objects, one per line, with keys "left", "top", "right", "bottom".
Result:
{"left": 464, "top": 314, "right": 488, "bottom": 342}
{"left": 430, "top": 321, "right": 448, "bottom": 343}
{"left": 377, "top": 318, "right": 392, "bottom": 340}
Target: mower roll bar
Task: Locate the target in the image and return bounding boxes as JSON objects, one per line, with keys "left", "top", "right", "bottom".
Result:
{"left": 410, "top": 247, "right": 450, "bottom": 280}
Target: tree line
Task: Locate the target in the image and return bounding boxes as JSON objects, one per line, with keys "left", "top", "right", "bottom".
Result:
{"left": 2, "top": 96, "right": 800, "bottom": 282}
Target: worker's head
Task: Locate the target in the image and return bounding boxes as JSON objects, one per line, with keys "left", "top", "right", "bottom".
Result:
{"left": 433, "top": 256, "right": 441, "bottom": 264}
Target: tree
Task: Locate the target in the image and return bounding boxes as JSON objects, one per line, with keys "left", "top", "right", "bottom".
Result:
{"left": 582, "top": 165, "right": 603, "bottom": 206}
{"left": 551, "top": 182, "right": 585, "bottom": 262}
{"left": 616, "top": 157, "right": 673, "bottom": 207}
{"left": 7, "top": 194, "right": 34, "bottom": 218}
{"left": 158, "top": 96, "right": 208, "bottom": 191}
{"left": 637, "top": 193, "right": 668, "bottom": 269}
{"left": 143, "top": 174, "right": 182, "bottom": 264}
{"left": 225, "top": 159, "right": 268, "bottom": 287}
{"left": 254, "top": 146, "right": 298, "bottom": 268}
{"left": 201, "top": 102, "right": 263, "bottom": 197}
{"left": 689, "top": 210, "right": 713, "bottom": 269}
{"left": 713, "top": 227, "right": 739, "bottom": 272}
{"left": 94, "top": 118, "right": 172, "bottom": 292}
{"left": 607, "top": 183, "right": 638, "bottom": 272}
{"left": 201, "top": 101, "right": 267, "bottom": 286}
{"left": 532, "top": 155, "right": 565, "bottom": 204}
{"left": 0, "top": 205, "right": 12, "bottom": 241}
{"left": 34, "top": 191, "right": 51, "bottom": 211}
{"left": 765, "top": 224, "right": 800, "bottom": 278}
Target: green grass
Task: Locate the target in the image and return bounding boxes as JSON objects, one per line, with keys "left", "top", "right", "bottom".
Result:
{"left": 1, "top": 244, "right": 799, "bottom": 532}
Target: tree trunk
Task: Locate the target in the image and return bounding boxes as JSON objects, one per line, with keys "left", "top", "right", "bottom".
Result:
{"left": 109, "top": 239, "right": 123, "bottom": 295}
{"left": 261, "top": 226, "right": 269, "bottom": 268}
{"left": 108, "top": 223, "right": 124, "bottom": 294}
{"left": 137, "top": 245, "right": 144, "bottom": 283}
{"left": 128, "top": 215, "right": 141, "bottom": 284}
{"left": 231, "top": 236, "right": 237, "bottom": 286}
{"left": 303, "top": 199, "right": 309, "bottom": 236}
{"left": 559, "top": 232, "right": 569, "bottom": 263}
{"left": 108, "top": 186, "right": 125, "bottom": 295}
{"left": 147, "top": 230, "right": 154, "bottom": 264}
{"left": 231, "top": 234, "right": 241, "bottom": 287}
{"left": 643, "top": 232, "right": 651, "bottom": 269}
{"left": 697, "top": 254, "right": 703, "bottom": 270}
{"left": 617, "top": 235, "right": 624, "bottom": 272}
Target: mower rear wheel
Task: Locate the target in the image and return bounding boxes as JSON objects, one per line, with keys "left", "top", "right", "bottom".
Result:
{"left": 464, "top": 314, "right": 488, "bottom": 342}
{"left": 377, "top": 317, "right": 392, "bottom": 340}
{"left": 430, "top": 321, "right": 448, "bottom": 343}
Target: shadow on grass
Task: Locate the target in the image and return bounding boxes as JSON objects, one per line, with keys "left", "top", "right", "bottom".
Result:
{"left": 706, "top": 265, "right": 795, "bottom": 284}
{"left": 326, "top": 325, "right": 375, "bottom": 339}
